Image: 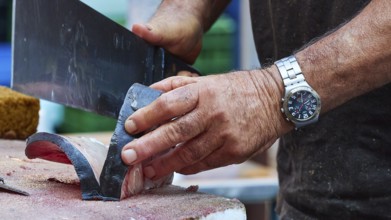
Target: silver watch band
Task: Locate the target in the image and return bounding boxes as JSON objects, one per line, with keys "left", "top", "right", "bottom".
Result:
{"left": 274, "top": 55, "right": 321, "bottom": 128}
{"left": 274, "top": 55, "right": 305, "bottom": 87}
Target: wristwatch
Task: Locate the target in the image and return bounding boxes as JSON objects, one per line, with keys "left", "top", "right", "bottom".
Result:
{"left": 274, "top": 55, "right": 321, "bottom": 128}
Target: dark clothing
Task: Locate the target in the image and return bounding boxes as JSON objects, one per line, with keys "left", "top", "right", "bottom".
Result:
{"left": 250, "top": 0, "right": 369, "bottom": 64}
{"left": 249, "top": 0, "right": 391, "bottom": 219}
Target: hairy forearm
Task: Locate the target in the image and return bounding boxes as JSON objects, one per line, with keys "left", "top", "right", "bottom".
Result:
{"left": 248, "top": 0, "right": 391, "bottom": 136}
{"left": 295, "top": 0, "right": 391, "bottom": 113}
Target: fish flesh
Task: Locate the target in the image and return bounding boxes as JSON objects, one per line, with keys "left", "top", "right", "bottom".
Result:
{"left": 25, "top": 83, "right": 173, "bottom": 200}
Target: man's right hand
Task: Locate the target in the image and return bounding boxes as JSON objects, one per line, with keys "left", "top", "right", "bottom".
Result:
{"left": 131, "top": 0, "right": 207, "bottom": 64}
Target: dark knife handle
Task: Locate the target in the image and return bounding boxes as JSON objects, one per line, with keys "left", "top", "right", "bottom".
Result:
{"left": 148, "top": 48, "right": 201, "bottom": 85}
{"left": 163, "top": 50, "right": 201, "bottom": 75}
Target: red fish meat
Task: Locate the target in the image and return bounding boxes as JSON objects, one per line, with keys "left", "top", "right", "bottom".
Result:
{"left": 25, "top": 84, "right": 173, "bottom": 200}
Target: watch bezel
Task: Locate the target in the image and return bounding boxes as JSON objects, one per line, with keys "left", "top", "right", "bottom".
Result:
{"left": 282, "top": 86, "right": 321, "bottom": 124}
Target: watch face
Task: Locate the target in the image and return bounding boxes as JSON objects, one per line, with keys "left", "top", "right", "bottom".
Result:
{"left": 285, "top": 88, "right": 320, "bottom": 122}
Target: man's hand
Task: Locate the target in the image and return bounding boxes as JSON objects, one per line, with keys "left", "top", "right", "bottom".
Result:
{"left": 131, "top": 1, "right": 204, "bottom": 64}
{"left": 122, "top": 0, "right": 391, "bottom": 180}
{"left": 131, "top": 0, "right": 231, "bottom": 64}
{"left": 121, "top": 69, "right": 292, "bottom": 179}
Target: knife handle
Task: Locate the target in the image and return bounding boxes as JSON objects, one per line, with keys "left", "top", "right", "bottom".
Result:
{"left": 147, "top": 48, "right": 201, "bottom": 85}
{"left": 164, "top": 51, "right": 201, "bottom": 76}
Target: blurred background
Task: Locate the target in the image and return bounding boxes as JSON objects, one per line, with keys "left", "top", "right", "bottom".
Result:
{"left": 0, "top": 1, "right": 279, "bottom": 219}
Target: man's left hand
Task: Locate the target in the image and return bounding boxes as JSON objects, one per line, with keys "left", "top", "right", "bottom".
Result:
{"left": 121, "top": 69, "right": 290, "bottom": 180}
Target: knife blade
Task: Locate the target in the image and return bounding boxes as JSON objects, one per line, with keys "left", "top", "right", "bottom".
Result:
{"left": 11, "top": 0, "right": 198, "bottom": 118}
{"left": 0, "top": 177, "right": 29, "bottom": 196}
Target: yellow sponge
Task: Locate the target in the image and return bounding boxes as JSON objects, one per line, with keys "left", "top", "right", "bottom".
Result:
{"left": 0, "top": 86, "right": 40, "bottom": 139}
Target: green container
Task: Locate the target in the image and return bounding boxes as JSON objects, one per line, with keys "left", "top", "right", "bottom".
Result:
{"left": 57, "top": 107, "right": 116, "bottom": 133}
{"left": 194, "top": 14, "right": 236, "bottom": 75}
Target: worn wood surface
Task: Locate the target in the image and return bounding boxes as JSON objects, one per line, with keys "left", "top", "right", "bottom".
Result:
{"left": 0, "top": 139, "right": 245, "bottom": 219}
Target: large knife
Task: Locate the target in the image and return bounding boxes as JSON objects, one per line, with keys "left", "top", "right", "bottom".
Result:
{"left": 12, "top": 0, "right": 198, "bottom": 118}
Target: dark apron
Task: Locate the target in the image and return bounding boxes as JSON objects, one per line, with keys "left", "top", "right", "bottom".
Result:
{"left": 249, "top": 0, "right": 391, "bottom": 219}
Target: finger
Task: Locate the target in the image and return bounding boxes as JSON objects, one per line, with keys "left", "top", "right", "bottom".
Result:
{"left": 191, "top": 73, "right": 200, "bottom": 77}
{"left": 178, "top": 147, "right": 241, "bottom": 175}
{"left": 141, "top": 130, "right": 224, "bottom": 180}
{"left": 131, "top": 23, "right": 163, "bottom": 44}
{"left": 132, "top": 20, "right": 181, "bottom": 49}
{"left": 150, "top": 76, "right": 199, "bottom": 92}
{"left": 177, "top": 71, "right": 200, "bottom": 77}
{"left": 179, "top": 139, "right": 277, "bottom": 175}
{"left": 122, "top": 110, "right": 205, "bottom": 166}
{"left": 177, "top": 71, "right": 193, "bottom": 77}
{"left": 125, "top": 85, "right": 198, "bottom": 134}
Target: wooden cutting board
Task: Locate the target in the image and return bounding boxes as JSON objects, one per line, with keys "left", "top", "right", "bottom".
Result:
{"left": 0, "top": 139, "right": 246, "bottom": 219}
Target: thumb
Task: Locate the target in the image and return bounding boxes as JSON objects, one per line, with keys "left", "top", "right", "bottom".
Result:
{"left": 131, "top": 23, "right": 163, "bottom": 45}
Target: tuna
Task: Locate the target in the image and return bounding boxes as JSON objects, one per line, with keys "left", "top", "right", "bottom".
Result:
{"left": 25, "top": 84, "right": 173, "bottom": 200}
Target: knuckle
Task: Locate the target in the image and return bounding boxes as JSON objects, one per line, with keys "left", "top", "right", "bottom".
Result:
{"left": 178, "top": 165, "right": 200, "bottom": 175}
{"left": 174, "top": 119, "right": 194, "bottom": 137}
{"left": 156, "top": 156, "right": 169, "bottom": 171}
{"left": 203, "top": 159, "right": 218, "bottom": 170}
{"left": 151, "top": 158, "right": 170, "bottom": 177}
{"left": 155, "top": 95, "right": 176, "bottom": 116}
{"left": 189, "top": 111, "right": 205, "bottom": 131}
{"left": 177, "top": 147, "right": 199, "bottom": 165}
{"left": 134, "top": 142, "right": 154, "bottom": 160}
{"left": 172, "top": 87, "right": 197, "bottom": 108}
{"left": 225, "top": 147, "right": 240, "bottom": 158}
{"left": 226, "top": 147, "right": 248, "bottom": 163}
{"left": 161, "top": 124, "right": 184, "bottom": 146}
{"left": 172, "top": 75, "right": 190, "bottom": 85}
{"left": 203, "top": 155, "right": 233, "bottom": 171}
{"left": 161, "top": 117, "right": 199, "bottom": 145}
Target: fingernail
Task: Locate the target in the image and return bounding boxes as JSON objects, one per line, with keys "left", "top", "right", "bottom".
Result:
{"left": 144, "top": 166, "right": 156, "bottom": 179}
{"left": 125, "top": 119, "right": 137, "bottom": 133}
{"left": 145, "top": 24, "right": 153, "bottom": 31}
{"left": 122, "top": 149, "right": 137, "bottom": 164}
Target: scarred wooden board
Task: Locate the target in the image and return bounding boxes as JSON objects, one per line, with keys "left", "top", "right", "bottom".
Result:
{"left": 0, "top": 140, "right": 246, "bottom": 219}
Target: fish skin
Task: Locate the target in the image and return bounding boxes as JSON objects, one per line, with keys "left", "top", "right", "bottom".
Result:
{"left": 99, "top": 83, "right": 166, "bottom": 200}
{"left": 25, "top": 83, "right": 173, "bottom": 200}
